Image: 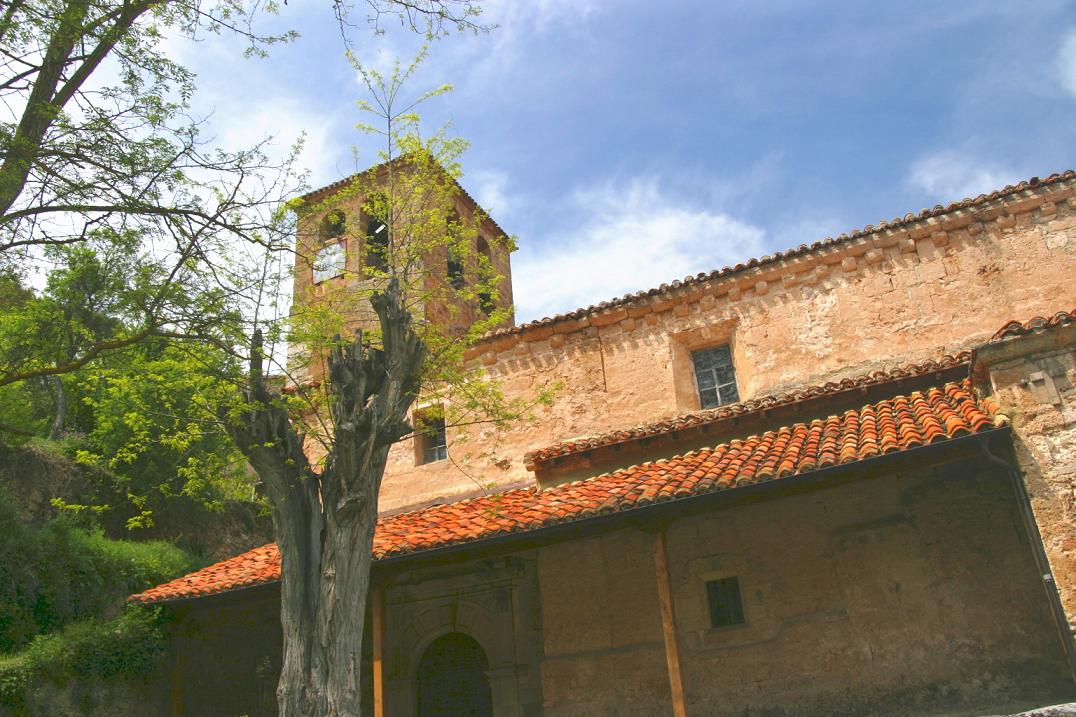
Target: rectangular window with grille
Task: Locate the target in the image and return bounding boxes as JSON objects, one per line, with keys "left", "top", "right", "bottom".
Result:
{"left": 706, "top": 576, "right": 745, "bottom": 628}
{"left": 691, "top": 345, "right": 739, "bottom": 409}
{"left": 418, "top": 416, "right": 448, "bottom": 465}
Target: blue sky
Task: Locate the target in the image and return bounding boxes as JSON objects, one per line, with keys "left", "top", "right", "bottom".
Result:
{"left": 167, "top": 0, "right": 1076, "bottom": 322}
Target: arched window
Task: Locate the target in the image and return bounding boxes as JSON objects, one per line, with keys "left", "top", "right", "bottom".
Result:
{"left": 445, "top": 211, "right": 465, "bottom": 289}
{"left": 476, "top": 237, "right": 495, "bottom": 315}
{"left": 446, "top": 248, "right": 465, "bottom": 290}
{"left": 417, "top": 632, "right": 492, "bottom": 717}
{"left": 313, "top": 210, "right": 347, "bottom": 283}
{"left": 320, "top": 210, "right": 346, "bottom": 240}
{"left": 364, "top": 197, "right": 389, "bottom": 274}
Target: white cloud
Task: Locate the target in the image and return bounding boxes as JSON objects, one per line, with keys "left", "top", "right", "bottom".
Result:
{"left": 1059, "top": 29, "right": 1076, "bottom": 98}
{"left": 352, "top": 40, "right": 406, "bottom": 85}
{"left": 157, "top": 28, "right": 343, "bottom": 187}
{"left": 432, "top": 0, "right": 600, "bottom": 90}
{"left": 907, "top": 151, "right": 1020, "bottom": 202}
{"left": 511, "top": 178, "right": 766, "bottom": 322}
{"left": 466, "top": 169, "right": 513, "bottom": 218}
{"left": 216, "top": 96, "right": 338, "bottom": 188}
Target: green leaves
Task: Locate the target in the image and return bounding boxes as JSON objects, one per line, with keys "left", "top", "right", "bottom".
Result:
{"left": 0, "top": 607, "right": 169, "bottom": 710}
{"left": 0, "top": 495, "right": 196, "bottom": 655}
{"left": 69, "top": 339, "right": 251, "bottom": 521}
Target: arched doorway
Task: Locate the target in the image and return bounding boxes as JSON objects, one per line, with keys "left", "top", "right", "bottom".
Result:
{"left": 416, "top": 632, "right": 493, "bottom": 717}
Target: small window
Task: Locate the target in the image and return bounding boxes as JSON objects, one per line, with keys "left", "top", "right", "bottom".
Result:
{"left": 447, "top": 248, "right": 465, "bottom": 289}
{"left": 417, "top": 415, "right": 448, "bottom": 465}
{"left": 365, "top": 214, "right": 389, "bottom": 273}
{"left": 692, "top": 345, "right": 739, "bottom": 409}
{"left": 313, "top": 242, "right": 346, "bottom": 283}
{"left": 476, "top": 237, "right": 494, "bottom": 314}
{"left": 706, "top": 576, "right": 745, "bottom": 628}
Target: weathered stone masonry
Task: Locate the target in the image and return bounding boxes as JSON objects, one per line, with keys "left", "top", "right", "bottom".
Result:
{"left": 379, "top": 174, "right": 1076, "bottom": 514}
{"left": 133, "top": 171, "right": 1076, "bottom": 717}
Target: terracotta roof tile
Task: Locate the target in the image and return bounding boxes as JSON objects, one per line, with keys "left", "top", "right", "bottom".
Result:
{"left": 128, "top": 543, "right": 281, "bottom": 604}
{"left": 524, "top": 352, "right": 972, "bottom": 468}
{"left": 130, "top": 379, "right": 1001, "bottom": 605}
{"left": 990, "top": 308, "right": 1076, "bottom": 342}
{"left": 482, "top": 171, "right": 1074, "bottom": 343}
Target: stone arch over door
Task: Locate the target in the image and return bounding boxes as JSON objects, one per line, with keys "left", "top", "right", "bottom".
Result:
{"left": 416, "top": 632, "right": 493, "bottom": 717}
{"left": 386, "top": 596, "right": 525, "bottom": 717}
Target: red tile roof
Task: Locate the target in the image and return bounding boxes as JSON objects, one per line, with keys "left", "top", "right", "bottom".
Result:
{"left": 481, "top": 171, "right": 1074, "bottom": 342}
{"left": 524, "top": 352, "right": 972, "bottom": 469}
{"left": 130, "top": 379, "right": 1003, "bottom": 604}
{"left": 990, "top": 309, "right": 1076, "bottom": 342}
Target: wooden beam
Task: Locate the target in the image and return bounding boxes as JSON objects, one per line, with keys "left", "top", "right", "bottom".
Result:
{"left": 372, "top": 579, "right": 385, "bottom": 717}
{"left": 654, "top": 529, "right": 688, "bottom": 717}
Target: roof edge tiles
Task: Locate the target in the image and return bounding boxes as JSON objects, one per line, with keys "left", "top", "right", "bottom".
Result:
{"left": 130, "top": 378, "right": 1002, "bottom": 605}
{"left": 990, "top": 308, "right": 1076, "bottom": 342}
{"left": 524, "top": 351, "right": 972, "bottom": 469}
{"left": 474, "top": 170, "right": 1074, "bottom": 346}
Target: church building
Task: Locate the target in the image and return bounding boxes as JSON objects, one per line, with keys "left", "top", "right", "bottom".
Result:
{"left": 131, "top": 167, "right": 1076, "bottom": 717}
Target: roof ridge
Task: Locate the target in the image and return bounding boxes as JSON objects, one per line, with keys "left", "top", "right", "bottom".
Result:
{"left": 594, "top": 378, "right": 966, "bottom": 470}
{"left": 296, "top": 155, "right": 513, "bottom": 245}
{"left": 483, "top": 170, "right": 1074, "bottom": 342}
{"left": 376, "top": 482, "right": 540, "bottom": 521}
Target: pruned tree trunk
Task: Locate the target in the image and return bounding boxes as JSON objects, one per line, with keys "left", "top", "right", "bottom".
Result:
{"left": 223, "top": 278, "right": 425, "bottom": 717}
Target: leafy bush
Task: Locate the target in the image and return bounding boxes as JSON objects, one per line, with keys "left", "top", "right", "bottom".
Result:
{"left": 0, "top": 494, "right": 197, "bottom": 653}
{"left": 0, "top": 607, "right": 166, "bottom": 711}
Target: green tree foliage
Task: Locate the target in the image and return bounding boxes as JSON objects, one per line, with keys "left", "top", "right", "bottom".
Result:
{"left": 0, "top": 0, "right": 492, "bottom": 521}
{"left": 0, "top": 0, "right": 305, "bottom": 397}
{"left": 0, "top": 607, "right": 167, "bottom": 712}
{"left": 0, "top": 249, "right": 251, "bottom": 525}
{"left": 0, "top": 493, "right": 196, "bottom": 654}
{"left": 69, "top": 339, "right": 252, "bottom": 526}
{"left": 0, "top": 0, "right": 487, "bottom": 386}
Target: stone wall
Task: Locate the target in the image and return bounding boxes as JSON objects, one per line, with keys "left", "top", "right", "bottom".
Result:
{"left": 159, "top": 450, "right": 1075, "bottom": 716}
{"left": 537, "top": 526, "right": 671, "bottom": 716}
{"left": 380, "top": 555, "right": 545, "bottom": 717}
{"left": 168, "top": 588, "right": 283, "bottom": 717}
{"left": 377, "top": 177, "right": 1076, "bottom": 513}
{"left": 978, "top": 324, "right": 1076, "bottom": 635}
{"left": 535, "top": 459, "right": 1074, "bottom": 717}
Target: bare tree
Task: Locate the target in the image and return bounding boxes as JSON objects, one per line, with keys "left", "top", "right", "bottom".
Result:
{"left": 222, "top": 53, "right": 549, "bottom": 715}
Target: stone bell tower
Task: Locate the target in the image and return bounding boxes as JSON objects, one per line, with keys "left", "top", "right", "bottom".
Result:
{"left": 286, "top": 159, "right": 515, "bottom": 389}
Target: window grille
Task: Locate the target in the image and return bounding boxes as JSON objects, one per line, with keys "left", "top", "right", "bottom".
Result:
{"left": 706, "top": 576, "right": 745, "bottom": 628}
{"left": 691, "top": 345, "right": 739, "bottom": 409}
{"left": 419, "top": 416, "right": 448, "bottom": 464}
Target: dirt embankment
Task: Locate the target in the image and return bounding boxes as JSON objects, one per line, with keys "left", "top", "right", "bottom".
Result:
{"left": 0, "top": 442, "right": 272, "bottom": 561}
